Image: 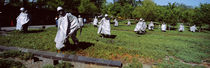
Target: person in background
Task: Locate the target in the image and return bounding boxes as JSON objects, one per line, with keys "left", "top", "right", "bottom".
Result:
{"left": 97, "top": 14, "right": 111, "bottom": 37}
{"left": 16, "top": 7, "right": 30, "bottom": 32}
{"left": 54, "top": 7, "right": 80, "bottom": 53}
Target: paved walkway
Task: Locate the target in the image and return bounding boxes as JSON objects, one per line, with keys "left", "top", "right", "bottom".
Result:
{"left": 0, "top": 45, "right": 122, "bottom": 68}
{"left": 1, "top": 25, "right": 56, "bottom": 31}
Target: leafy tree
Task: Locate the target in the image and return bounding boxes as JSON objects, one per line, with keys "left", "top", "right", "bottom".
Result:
{"left": 36, "top": 0, "right": 48, "bottom": 8}
{"left": 119, "top": 3, "right": 133, "bottom": 19}
{"left": 181, "top": 9, "right": 195, "bottom": 24}
{"left": 7, "top": 0, "right": 22, "bottom": 7}
{"left": 193, "top": 7, "right": 203, "bottom": 32}
{"left": 101, "top": 2, "right": 133, "bottom": 19}
{"left": 154, "top": 6, "right": 168, "bottom": 22}
{"left": 166, "top": 3, "right": 179, "bottom": 27}
{"left": 46, "top": 0, "right": 64, "bottom": 10}
{"left": 101, "top": 2, "right": 114, "bottom": 16}
{"left": 132, "top": 0, "right": 157, "bottom": 21}
{"left": 159, "top": 3, "right": 181, "bottom": 30}
{"left": 62, "top": 0, "right": 80, "bottom": 12}
{"left": 200, "top": 4, "right": 210, "bottom": 29}
{"left": 78, "top": 0, "right": 98, "bottom": 15}
{"left": 115, "top": 0, "right": 142, "bottom": 7}
{"left": 109, "top": 2, "right": 122, "bottom": 17}
{"left": 92, "top": 0, "right": 106, "bottom": 9}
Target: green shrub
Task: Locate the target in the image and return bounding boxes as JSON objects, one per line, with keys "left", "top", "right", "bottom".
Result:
{"left": 0, "top": 50, "right": 22, "bottom": 58}
{"left": 42, "top": 62, "right": 73, "bottom": 68}
{"left": 0, "top": 59, "right": 26, "bottom": 68}
{"left": 55, "top": 62, "right": 73, "bottom": 68}
{"left": 42, "top": 64, "right": 54, "bottom": 68}
{"left": 123, "top": 58, "right": 143, "bottom": 68}
{"left": 0, "top": 50, "right": 33, "bottom": 60}
{"left": 156, "top": 58, "right": 206, "bottom": 68}
{"left": 19, "top": 52, "right": 34, "bottom": 60}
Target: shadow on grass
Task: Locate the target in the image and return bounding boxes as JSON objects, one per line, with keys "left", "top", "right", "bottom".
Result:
{"left": 61, "top": 41, "right": 94, "bottom": 51}
{"left": 100, "top": 34, "right": 117, "bottom": 39}
{"left": 167, "top": 27, "right": 177, "bottom": 30}
{"left": 136, "top": 31, "right": 147, "bottom": 35}
{"left": 25, "top": 30, "right": 44, "bottom": 33}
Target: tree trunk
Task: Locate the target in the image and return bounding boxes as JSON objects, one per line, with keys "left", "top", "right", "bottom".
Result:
{"left": 169, "top": 25, "right": 171, "bottom": 31}
{"left": 209, "top": 25, "right": 210, "bottom": 31}
{"left": 199, "top": 25, "right": 201, "bottom": 32}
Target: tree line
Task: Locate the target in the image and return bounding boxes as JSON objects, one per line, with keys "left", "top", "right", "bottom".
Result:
{"left": 0, "top": 0, "right": 210, "bottom": 29}
{"left": 102, "top": 0, "right": 210, "bottom": 30}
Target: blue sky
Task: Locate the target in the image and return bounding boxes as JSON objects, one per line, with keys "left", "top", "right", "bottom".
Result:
{"left": 107, "top": 0, "right": 210, "bottom": 7}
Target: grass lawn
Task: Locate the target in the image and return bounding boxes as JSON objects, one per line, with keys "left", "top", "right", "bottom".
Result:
{"left": 0, "top": 20, "right": 210, "bottom": 68}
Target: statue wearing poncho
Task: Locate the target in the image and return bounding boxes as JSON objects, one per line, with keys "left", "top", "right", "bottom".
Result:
{"left": 16, "top": 8, "right": 30, "bottom": 31}
{"left": 97, "top": 14, "right": 111, "bottom": 35}
{"left": 148, "top": 21, "right": 154, "bottom": 30}
{"left": 93, "top": 16, "right": 98, "bottom": 27}
{"left": 134, "top": 18, "right": 146, "bottom": 34}
{"left": 190, "top": 25, "right": 197, "bottom": 32}
{"left": 54, "top": 13, "right": 80, "bottom": 50}
{"left": 78, "top": 15, "right": 84, "bottom": 27}
{"left": 142, "top": 21, "right": 147, "bottom": 32}
{"left": 179, "top": 24, "right": 184, "bottom": 32}
{"left": 127, "top": 20, "right": 131, "bottom": 26}
{"left": 161, "top": 23, "right": 167, "bottom": 32}
{"left": 114, "top": 18, "right": 118, "bottom": 27}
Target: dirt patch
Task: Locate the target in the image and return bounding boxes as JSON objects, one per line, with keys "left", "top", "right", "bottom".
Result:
{"left": 0, "top": 56, "right": 54, "bottom": 68}
{"left": 165, "top": 56, "right": 210, "bottom": 68}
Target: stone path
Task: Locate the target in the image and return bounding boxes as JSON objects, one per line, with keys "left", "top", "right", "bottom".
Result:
{"left": 1, "top": 25, "right": 56, "bottom": 31}
{"left": 0, "top": 45, "right": 122, "bottom": 68}
{"left": 164, "top": 56, "right": 210, "bottom": 68}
